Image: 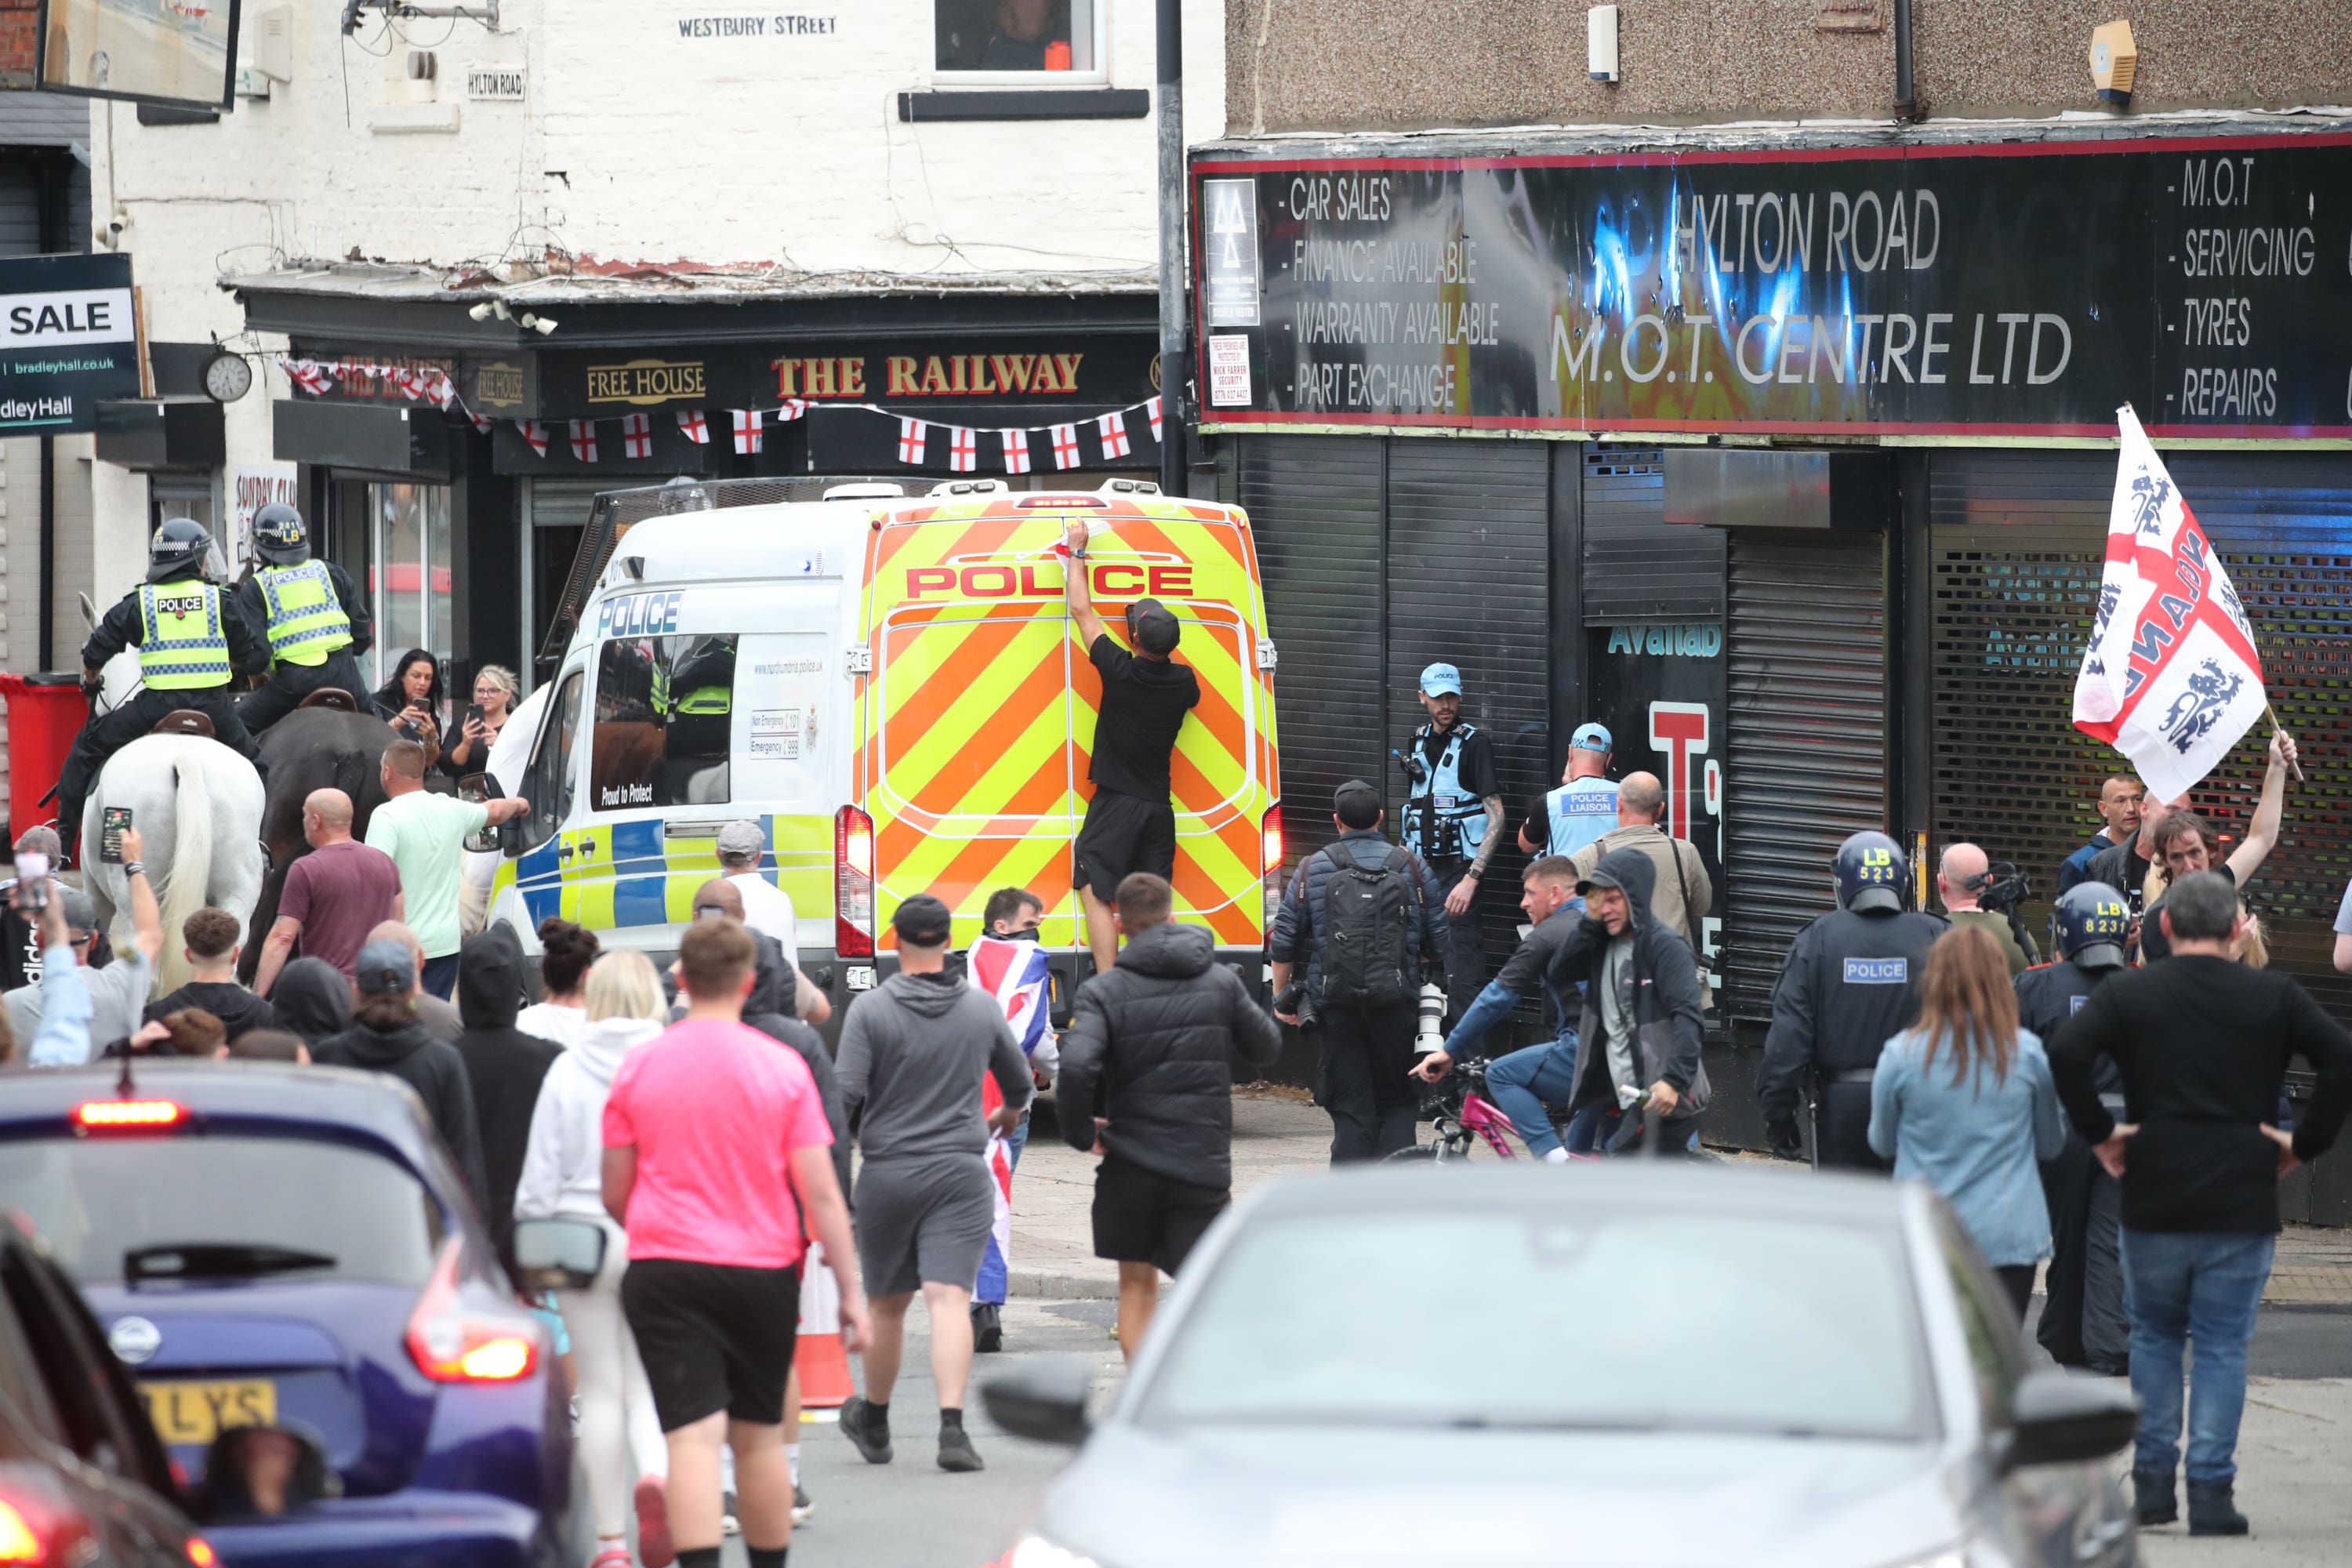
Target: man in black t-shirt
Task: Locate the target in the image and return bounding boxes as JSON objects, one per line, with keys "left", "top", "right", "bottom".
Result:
{"left": 1063, "top": 521, "right": 1201, "bottom": 975}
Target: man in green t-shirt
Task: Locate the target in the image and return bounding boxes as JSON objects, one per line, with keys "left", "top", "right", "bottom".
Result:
{"left": 363, "top": 739, "right": 529, "bottom": 998}
{"left": 1938, "top": 842, "right": 2034, "bottom": 976}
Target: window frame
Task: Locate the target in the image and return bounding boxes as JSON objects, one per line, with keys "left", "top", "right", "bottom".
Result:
{"left": 931, "top": 0, "right": 1109, "bottom": 85}
{"left": 517, "top": 665, "right": 585, "bottom": 852}
{"left": 588, "top": 632, "right": 738, "bottom": 813}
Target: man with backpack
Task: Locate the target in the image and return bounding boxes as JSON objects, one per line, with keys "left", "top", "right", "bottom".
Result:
{"left": 1270, "top": 779, "right": 1450, "bottom": 1163}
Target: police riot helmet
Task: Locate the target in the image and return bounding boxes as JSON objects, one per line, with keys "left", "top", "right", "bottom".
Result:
{"left": 147, "top": 517, "right": 217, "bottom": 583}
{"left": 1833, "top": 830, "right": 1908, "bottom": 914}
{"left": 2055, "top": 881, "right": 2132, "bottom": 968}
{"left": 252, "top": 502, "right": 310, "bottom": 564}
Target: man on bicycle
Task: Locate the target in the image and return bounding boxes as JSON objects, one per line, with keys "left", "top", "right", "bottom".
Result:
{"left": 1411, "top": 857, "right": 1590, "bottom": 1162}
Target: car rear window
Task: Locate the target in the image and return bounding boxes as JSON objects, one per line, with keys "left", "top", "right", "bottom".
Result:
{"left": 1142, "top": 1207, "right": 1933, "bottom": 1441}
{"left": 0, "top": 1137, "right": 442, "bottom": 1288}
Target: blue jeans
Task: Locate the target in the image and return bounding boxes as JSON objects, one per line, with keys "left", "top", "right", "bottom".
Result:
{"left": 2119, "top": 1227, "right": 2275, "bottom": 1483}
{"left": 1005, "top": 1114, "right": 1030, "bottom": 1170}
{"left": 1486, "top": 1036, "right": 1581, "bottom": 1157}
{"left": 420, "top": 952, "right": 459, "bottom": 1001}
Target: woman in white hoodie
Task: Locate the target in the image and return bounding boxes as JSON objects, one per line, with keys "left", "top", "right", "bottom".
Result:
{"left": 515, "top": 949, "right": 668, "bottom": 1568}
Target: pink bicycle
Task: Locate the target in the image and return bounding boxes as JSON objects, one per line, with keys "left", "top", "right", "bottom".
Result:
{"left": 1387, "top": 1056, "right": 1592, "bottom": 1164}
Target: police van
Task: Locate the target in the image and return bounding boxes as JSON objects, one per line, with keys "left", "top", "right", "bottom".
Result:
{"left": 485, "top": 477, "right": 1283, "bottom": 1018}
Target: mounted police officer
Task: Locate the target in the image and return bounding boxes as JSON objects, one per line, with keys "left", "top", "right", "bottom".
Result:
{"left": 53, "top": 519, "right": 267, "bottom": 858}
{"left": 1397, "top": 662, "right": 1504, "bottom": 1024}
{"left": 1758, "top": 829, "right": 1947, "bottom": 1171}
{"left": 233, "top": 502, "right": 374, "bottom": 733}
{"left": 2019, "top": 880, "right": 2132, "bottom": 1375}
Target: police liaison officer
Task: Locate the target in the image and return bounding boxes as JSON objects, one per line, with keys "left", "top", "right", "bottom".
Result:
{"left": 1398, "top": 663, "right": 1504, "bottom": 1024}
{"left": 233, "top": 503, "right": 375, "bottom": 733}
{"left": 2018, "top": 881, "right": 2133, "bottom": 1375}
{"left": 1519, "top": 722, "right": 1617, "bottom": 862}
{"left": 53, "top": 520, "right": 269, "bottom": 857}
{"left": 1758, "top": 830, "right": 1947, "bottom": 1171}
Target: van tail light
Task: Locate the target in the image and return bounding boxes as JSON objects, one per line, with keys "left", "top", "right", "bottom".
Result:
{"left": 405, "top": 1240, "right": 540, "bottom": 1384}
{"left": 1261, "top": 804, "right": 1285, "bottom": 931}
{"left": 0, "top": 1466, "right": 95, "bottom": 1565}
{"left": 74, "top": 1099, "right": 185, "bottom": 1132}
{"left": 836, "top": 804, "right": 876, "bottom": 960}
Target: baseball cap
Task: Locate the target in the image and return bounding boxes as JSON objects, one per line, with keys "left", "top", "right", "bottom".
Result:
{"left": 1419, "top": 662, "right": 1462, "bottom": 697}
{"left": 1571, "top": 722, "right": 1613, "bottom": 753}
{"left": 892, "top": 893, "right": 954, "bottom": 947}
{"left": 60, "top": 888, "right": 99, "bottom": 935}
{"left": 1334, "top": 779, "right": 1382, "bottom": 828}
{"left": 1127, "top": 597, "right": 1181, "bottom": 655}
{"left": 716, "top": 818, "right": 765, "bottom": 861}
{"left": 12, "top": 826, "right": 60, "bottom": 860}
{"left": 353, "top": 938, "right": 417, "bottom": 996}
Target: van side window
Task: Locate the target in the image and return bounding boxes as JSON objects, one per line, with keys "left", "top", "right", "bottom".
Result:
{"left": 519, "top": 670, "right": 584, "bottom": 851}
{"left": 592, "top": 634, "right": 736, "bottom": 811}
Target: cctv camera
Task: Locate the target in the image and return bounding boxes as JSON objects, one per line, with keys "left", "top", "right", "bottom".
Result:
{"left": 528, "top": 315, "right": 557, "bottom": 336}
{"left": 491, "top": 300, "right": 512, "bottom": 322}
{"left": 468, "top": 303, "right": 495, "bottom": 322}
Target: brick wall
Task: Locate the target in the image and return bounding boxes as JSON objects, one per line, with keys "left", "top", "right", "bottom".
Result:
{"left": 0, "top": 0, "right": 35, "bottom": 89}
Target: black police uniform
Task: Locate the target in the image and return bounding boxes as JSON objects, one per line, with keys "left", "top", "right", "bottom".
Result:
{"left": 232, "top": 558, "right": 376, "bottom": 733}
{"left": 1759, "top": 904, "right": 1949, "bottom": 1171}
{"left": 53, "top": 569, "right": 269, "bottom": 848}
{"left": 2018, "top": 958, "right": 2129, "bottom": 1374}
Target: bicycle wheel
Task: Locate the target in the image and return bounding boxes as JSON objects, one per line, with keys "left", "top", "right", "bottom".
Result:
{"left": 1384, "top": 1142, "right": 1445, "bottom": 1163}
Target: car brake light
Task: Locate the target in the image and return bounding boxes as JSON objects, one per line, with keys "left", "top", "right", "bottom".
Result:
{"left": 186, "top": 1537, "right": 218, "bottom": 1567}
{"left": 0, "top": 1504, "right": 34, "bottom": 1565}
{"left": 405, "top": 1240, "right": 541, "bottom": 1384}
{"left": 74, "top": 1099, "right": 185, "bottom": 1131}
{"left": 0, "top": 1470, "right": 92, "bottom": 1566}
{"left": 835, "top": 804, "right": 875, "bottom": 960}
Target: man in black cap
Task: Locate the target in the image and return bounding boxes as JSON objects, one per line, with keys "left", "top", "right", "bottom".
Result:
{"left": 1062, "top": 520, "right": 1200, "bottom": 978}
{"left": 313, "top": 936, "right": 487, "bottom": 1203}
{"left": 834, "top": 894, "right": 1033, "bottom": 1475}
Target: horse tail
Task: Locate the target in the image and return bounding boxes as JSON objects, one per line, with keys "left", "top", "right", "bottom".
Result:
{"left": 154, "top": 745, "right": 216, "bottom": 995}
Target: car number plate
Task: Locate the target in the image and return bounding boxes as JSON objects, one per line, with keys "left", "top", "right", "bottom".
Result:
{"left": 140, "top": 1378, "right": 277, "bottom": 1444}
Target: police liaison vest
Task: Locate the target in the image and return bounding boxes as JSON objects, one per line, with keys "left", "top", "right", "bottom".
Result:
{"left": 1544, "top": 776, "right": 1619, "bottom": 861}
{"left": 1403, "top": 724, "right": 1488, "bottom": 865}
{"left": 256, "top": 561, "right": 353, "bottom": 667}
{"left": 136, "top": 581, "right": 234, "bottom": 690}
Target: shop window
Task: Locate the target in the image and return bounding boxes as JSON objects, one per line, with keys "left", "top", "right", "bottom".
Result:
{"left": 935, "top": 0, "right": 1102, "bottom": 76}
{"left": 368, "top": 482, "right": 453, "bottom": 696}
{"left": 518, "top": 668, "right": 583, "bottom": 851}
{"left": 148, "top": 475, "right": 218, "bottom": 538}
{"left": 591, "top": 633, "right": 737, "bottom": 811}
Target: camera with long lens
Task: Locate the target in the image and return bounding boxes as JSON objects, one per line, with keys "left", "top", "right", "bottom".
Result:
{"left": 1414, "top": 982, "right": 1446, "bottom": 1058}
{"left": 1966, "top": 861, "right": 2040, "bottom": 963}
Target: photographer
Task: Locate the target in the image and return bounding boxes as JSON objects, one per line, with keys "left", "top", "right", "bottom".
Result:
{"left": 1938, "top": 844, "right": 2034, "bottom": 977}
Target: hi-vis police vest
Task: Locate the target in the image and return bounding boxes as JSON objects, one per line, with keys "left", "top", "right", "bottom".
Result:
{"left": 1545, "top": 776, "right": 1619, "bottom": 860}
{"left": 1402, "top": 724, "right": 1488, "bottom": 865}
{"left": 136, "top": 581, "right": 234, "bottom": 691}
{"left": 256, "top": 561, "right": 353, "bottom": 667}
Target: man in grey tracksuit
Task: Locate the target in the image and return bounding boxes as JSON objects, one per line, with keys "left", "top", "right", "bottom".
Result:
{"left": 833, "top": 894, "right": 1033, "bottom": 1475}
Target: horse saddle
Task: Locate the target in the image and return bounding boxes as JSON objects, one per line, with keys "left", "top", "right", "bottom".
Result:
{"left": 296, "top": 689, "right": 359, "bottom": 713}
{"left": 151, "top": 710, "right": 216, "bottom": 739}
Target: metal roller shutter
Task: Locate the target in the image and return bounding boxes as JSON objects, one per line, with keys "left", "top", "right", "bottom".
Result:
{"left": 1583, "top": 445, "right": 1726, "bottom": 622}
{"left": 1237, "top": 436, "right": 1385, "bottom": 869}
{"left": 1385, "top": 439, "right": 1552, "bottom": 970}
{"left": 1721, "top": 530, "right": 1888, "bottom": 1022}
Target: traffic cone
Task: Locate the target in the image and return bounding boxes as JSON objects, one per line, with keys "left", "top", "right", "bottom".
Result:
{"left": 793, "top": 1240, "right": 853, "bottom": 1408}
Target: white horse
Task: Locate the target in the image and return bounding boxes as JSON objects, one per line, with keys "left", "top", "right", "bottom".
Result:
{"left": 82, "top": 734, "right": 267, "bottom": 997}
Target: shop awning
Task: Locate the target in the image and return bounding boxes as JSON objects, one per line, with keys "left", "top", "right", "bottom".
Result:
{"left": 273, "top": 398, "right": 450, "bottom": 480}
{"left": 93, "top": 399, "right": 224, "bottom": 471}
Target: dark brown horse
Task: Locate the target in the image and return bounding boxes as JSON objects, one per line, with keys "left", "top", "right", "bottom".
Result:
{"left": 236, "top": 708, "right": 412, "bottom": 984}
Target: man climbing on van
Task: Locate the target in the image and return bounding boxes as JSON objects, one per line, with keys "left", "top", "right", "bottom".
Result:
{"left": 1062, "top": 519, "right": 1200, "bottom": 977}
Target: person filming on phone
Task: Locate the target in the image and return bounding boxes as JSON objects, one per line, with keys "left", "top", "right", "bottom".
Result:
{"left": 5, "top": 826, "right": 162, "bottom": 1065}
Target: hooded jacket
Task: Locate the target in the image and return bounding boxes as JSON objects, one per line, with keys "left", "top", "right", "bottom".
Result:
{"left": 835, "top": 969, "right": 1033, "bottom": 1167}
{"left": 744, "top": 931, "right": 851, "bottom": 1199}
{"left": 145, "top": 981, "right": 277, "bottom": 1044}
{"left": 315, "top": 1005, "right": 489, "bottom": 1204}
{"left": 452, "top": 925, "right": 561, "bottom": 1252}
{"left": 1058, "top": 922, "right": 1283, "bottom": 1187}
{"left": 514, "top": 1009, "right": 664, "bottom": 1222}
{"left": 269, "top": 957, "right": 351, "bottom": 1046}
{"left": 1544, "top": 846, "right": 1710, "bottom": 1124}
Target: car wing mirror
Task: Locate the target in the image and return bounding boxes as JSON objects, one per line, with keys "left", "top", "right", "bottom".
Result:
{"left": 980, "top": 1355, "right": 1093, "bottom": 1446}
{"left": 2000, "top": 1366, "right": 2140, "bottom": 1473}
{"left": 199, "top": 1422, "right": 341, "bottom": 1522}
{"left": 458, "top": 771, "right": 504, "bottom": 853}
{"left": 510, "top": 1216, "right": 607, "bottom": 1293}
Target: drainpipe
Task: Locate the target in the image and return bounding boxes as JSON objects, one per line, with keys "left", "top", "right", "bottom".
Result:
{"left": 1156, "top": 0, "right": 1185, "bottom": 496}
{"left": 1893, "top": 0, "right": 1915, "bottom": 118}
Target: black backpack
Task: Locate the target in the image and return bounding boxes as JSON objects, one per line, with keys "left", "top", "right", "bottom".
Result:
{"left": 1319, "top": 846, "right": 1422, "bottom": 1007}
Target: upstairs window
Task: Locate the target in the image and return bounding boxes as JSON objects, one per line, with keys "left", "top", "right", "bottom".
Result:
{"left": 935, "top": 0, "right": 1102, "bottom": 78}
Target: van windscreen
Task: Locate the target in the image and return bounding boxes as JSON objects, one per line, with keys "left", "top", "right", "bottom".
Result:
{"left": 593, "top": 633, "right": 736, "bottom": 809}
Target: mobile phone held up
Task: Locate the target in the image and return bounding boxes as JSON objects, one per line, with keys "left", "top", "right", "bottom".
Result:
{"left": 11, "top": 851, "right": 47, "bottom": 913}
{"left": 101, "top": 807, "right": 133, "bottom": 865}
{"left": 464, "top": 703, "right": 486, "bottom": 730}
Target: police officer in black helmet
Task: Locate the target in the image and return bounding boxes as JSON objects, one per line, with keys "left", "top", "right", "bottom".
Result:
{"left": 233, "top": 502, "right": 376, "bottom": 733}
{"left": 1758, "top": 829, "right": 1948, "bottom": 1171}
{"left": 2020, "top": 880, "right": 2133, "bottom": 1374}
{"left": 52, "top": 519, "right": 268, "bottom": 860}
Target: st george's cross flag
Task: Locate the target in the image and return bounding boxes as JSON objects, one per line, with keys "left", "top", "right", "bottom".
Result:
{"left": 1001, "top": 427, "right": 1033, "bottom": 474}
{"left": 968, "top": 932, "right": 1056, "bottom": 1308}
{"left": 620, "top": 412, "right": 652, "bottom": 459}
{"left": 568, "top": 420, "right": 597, "bottom": 463}
{"left": 2072, "top": 405, "right": 2267, "bottom": 800}
{"left": 732, "top": 409, "right": 763, "bottom": 455}
{"left": 676, "top": 408, "right": 710, "bottom": 445}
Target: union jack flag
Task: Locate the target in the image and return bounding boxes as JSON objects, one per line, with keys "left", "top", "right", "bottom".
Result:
{"left": 732, "top": 409, "right": 763, "bottom": 454}
{"left": 568, "top": 419, "right": 597, "bottom": 463}
{"left": 621, "top": 412, "right": 652, "bottom": 459}
{"left": 970, "top": 932, "right": 1054, "bottom": 1308}
{"left": 1097, "top": 411, "right": 1131, "bottom": 459}
{"left": 676, "top": 408, "right": 710, "bottom": 445}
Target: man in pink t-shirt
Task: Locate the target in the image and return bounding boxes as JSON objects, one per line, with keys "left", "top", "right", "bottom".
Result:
{"left": 604, "top": 918, "right": 866, "bottom": 1568}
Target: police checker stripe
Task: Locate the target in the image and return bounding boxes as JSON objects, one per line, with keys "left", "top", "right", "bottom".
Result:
{"left": 861, "top": 499, "right": 1276, "bottom": 949}
{"left": 506, "top": 813, "right": 832, "bottom": 932}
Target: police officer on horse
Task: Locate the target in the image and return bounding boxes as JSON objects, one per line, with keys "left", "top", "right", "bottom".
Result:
{"left": 53, "top": 519, "right": 267, "bottom": 858}
{"left": 233, "top": 502, "right": 374, "bottom": 732}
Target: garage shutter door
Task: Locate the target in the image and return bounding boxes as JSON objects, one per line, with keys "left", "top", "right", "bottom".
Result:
{"left": 1237, "top": 437, "right": 1385, "bottom": 869}
{"left": 1583, "top": 445, "right": 1725, "bottom": 622}
{"left": 1385, "top": 439, "right": 1552, "bottom": 965}
{"left": 1721, "top": 530, "right": 1888, "bottom": 1021}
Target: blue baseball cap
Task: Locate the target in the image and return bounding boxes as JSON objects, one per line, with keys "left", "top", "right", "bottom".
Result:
{"left": 1419, "top": 662, "right": 1462, "bottom": 696}
{"left": 1571, "top": 722, "right": 1612, "bottom": 752}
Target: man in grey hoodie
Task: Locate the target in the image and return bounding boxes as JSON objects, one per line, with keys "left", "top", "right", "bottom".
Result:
{"left": 833, "top": 894, "right": 1033, "bottom": 1475}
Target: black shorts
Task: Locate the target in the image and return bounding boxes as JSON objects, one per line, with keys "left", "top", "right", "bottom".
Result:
{"left": 1073, "top": 790, "right": 1176, "bottom": 900}
{"left": 1091, "top": 1152, "right": 1229, "bottom": 1276}
{"left": 619, "top": 1257, "right": 800, "bottom": 1431}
